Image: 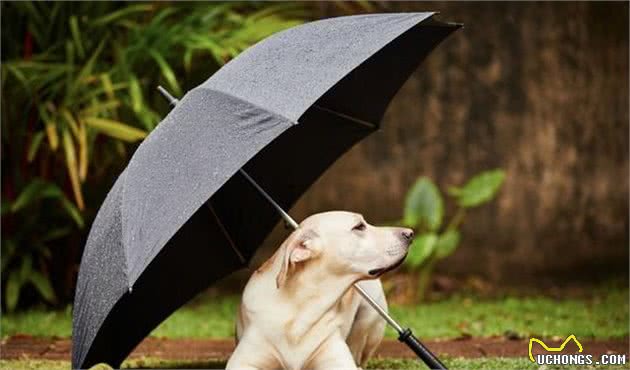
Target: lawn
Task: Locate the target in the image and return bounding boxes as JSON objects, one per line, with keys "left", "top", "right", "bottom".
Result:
{"left": 2, "top": 287, "right": 628, "bottom": 369}
{"left": 2, "top": 286, "right": 627, "bottom": 340}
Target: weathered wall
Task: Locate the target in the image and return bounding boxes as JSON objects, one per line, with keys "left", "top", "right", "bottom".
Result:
{"left": 256, "top": 2, "right": 628, "bottom": 285}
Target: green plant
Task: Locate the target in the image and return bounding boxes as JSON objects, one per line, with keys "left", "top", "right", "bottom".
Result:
{"left": 401, "top": 169, "right": 506, "bottom": 301}
{"left": 1, "top": 2, "right": 314, "bottom": 311}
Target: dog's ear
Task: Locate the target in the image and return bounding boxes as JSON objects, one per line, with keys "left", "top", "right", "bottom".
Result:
{"left": 276, "top": 228, "right": 318, "bottom": 289}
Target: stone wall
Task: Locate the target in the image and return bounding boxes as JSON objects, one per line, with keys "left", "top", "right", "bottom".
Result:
{"left": 266, "top": 2, "right": 628, "bottom": 285}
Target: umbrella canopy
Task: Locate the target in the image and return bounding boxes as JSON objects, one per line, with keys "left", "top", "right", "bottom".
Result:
{"left": 73, "top": 12, "right": 459, "bottom": 369}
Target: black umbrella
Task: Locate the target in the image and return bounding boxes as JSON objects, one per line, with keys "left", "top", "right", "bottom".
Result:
{"left": 73, "top": 12, "right": 460, "bottom": 369}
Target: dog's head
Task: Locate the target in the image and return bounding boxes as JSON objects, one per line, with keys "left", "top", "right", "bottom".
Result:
{"left": 276, "top": 211, "right": 413, "bottom": 288}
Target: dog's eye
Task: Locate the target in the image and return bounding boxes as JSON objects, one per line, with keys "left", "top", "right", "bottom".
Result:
{"left": 352, "top": 222, "right": 366, "bottom": 232}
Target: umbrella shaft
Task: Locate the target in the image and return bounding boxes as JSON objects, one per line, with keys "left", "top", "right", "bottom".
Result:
{"left": 238, "top": 169, "right": 299, "bottom": 229}
{"left": 353, "top": 283, "right": 403, "bottom": 333}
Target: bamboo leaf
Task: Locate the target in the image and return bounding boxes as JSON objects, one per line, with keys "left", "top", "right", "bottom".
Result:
{"left": 116, "top": 19, "right": 141, "bottom": 30}
{"left": 136, "top": 106, "right": 161, "bottom": 131}
{"left": 247, "top": 3, "right": 308, "bottom": 22}
{"left": 27, "top": 131, "right": 45, "bottom": 162}
{"left": 5, "top": 64, "right": 31, "bottom": 91}
{"left": 29, "top": 271, "right": 57, "bottom": 303}
{"left": 11, "top": 179, "right": 64, "bottom": 212}
{"left": 12, "top": 179, "right": 85, "bottom": 227}
{"left": 184, "top": 35, "right": 227, "bottom": 66}
{"left": 149, "top": 49, "right": 181, "bottom": 96}
{"left": 78, "top": 120, "right": 88, "bottom": 181}
{"left": 48, "top": 3, "right": 63, "bottom": 35}
{"left": 45, "top": 122, "right": 59, "bottom": 151}
{"left": 129, "top": 76, "right": 143, "bottom": 113}
{"left": 41, "top": 227, "right": 72, "bottom": 242}
{"left": 79, "top": 100, "right": 120, "bottom": 116}
{"left": 5, "top": 270, "right": 22, "bottom": 312}
{"left": 84, "top": 117, "right": 147, "bottom": 142}
{"left": 38, "top": 103, "right": 59, "bottom": 151}
{"left": 183, "top": 49, "right": 193, "bottom": 72}
{"left": 148, "top": 6, "right": 179, "bottom": 27}
{"left": 19, "top": 255, "right": 33, "bottom": 282}
{"left": 92, "top": 4, "right": 154, "bottom": 26}
{"left": 65, "top": 41, "right": 75, "bottom": 101}
{"left": 69, "top": 16, "right": 85, "bottom": 59}
{"left": 62, "top": 128, "right": 84, "bottom": 210}
{"left": 68, "top": 38, "right": 106, "bottom": 101}
{"left": 59, "top": 197, "right": 84, "bottom": 228}
{"left": 61, "top": 108, "right": 80, "bottom": 140}
{"left": 5, "top": 60, "right": 70, "bottom": 70}
{"left": 100, "top": 73, "right": 115, "bottom": 99}
{"left": 76, "top": 82, "right": 127, "bottom": 105}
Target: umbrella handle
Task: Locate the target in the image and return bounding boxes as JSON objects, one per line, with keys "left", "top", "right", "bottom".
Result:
{"left": 398, "top": 328, "right": 447, "bottom": 369}
{"left": 157, "top": 85, "right": 448, "bottom": 370}
{"left": 354, "top": 284, "right": 447, "bottom": 369}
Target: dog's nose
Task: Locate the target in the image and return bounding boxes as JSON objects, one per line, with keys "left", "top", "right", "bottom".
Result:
{"left": 401, "top": 229, "right": 414, "bottom": 242}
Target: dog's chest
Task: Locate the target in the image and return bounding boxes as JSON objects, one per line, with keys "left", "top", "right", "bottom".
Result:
{"left": 267, "top": 294, "right": 361, "bottom": 369}
{"left": 275, "top": 315, "right": 346, "bottom": 369}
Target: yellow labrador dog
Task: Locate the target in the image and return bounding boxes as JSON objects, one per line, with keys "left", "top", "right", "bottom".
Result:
{"left": 226, "top": 211, "right": 413, "bottom": 370}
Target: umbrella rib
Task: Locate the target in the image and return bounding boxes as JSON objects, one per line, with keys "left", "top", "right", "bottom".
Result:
{"left": 206, "top": 201, "right": 246, "bottom": 265}
{"left": 311, "top": 104, "right": 378, "bottom": 129}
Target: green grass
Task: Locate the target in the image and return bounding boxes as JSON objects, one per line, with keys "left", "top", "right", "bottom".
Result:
{"left": 2, "top": 357, "right": 629, "bottom": 370}
{"left": 386, "top": 288, "right": 629, "bottom": 339}
{"left": 1, "top": 288, "right": 628, "bottom": 340}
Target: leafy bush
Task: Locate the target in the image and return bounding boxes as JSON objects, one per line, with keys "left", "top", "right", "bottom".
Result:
{"left": 401, "top": 169, "right": 506, "bottom": 301}
{"left": 0, "top": 2, "right": 313, "bottom": 311}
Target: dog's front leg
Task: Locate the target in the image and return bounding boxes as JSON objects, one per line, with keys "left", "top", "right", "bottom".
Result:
{"left": 226, "top": 330, "right": 280, "bottom": 370}
{"left": 307, "top": 332, "right": 358, "bottom": 370}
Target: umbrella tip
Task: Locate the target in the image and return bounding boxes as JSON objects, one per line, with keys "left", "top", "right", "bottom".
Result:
{"left": 128, "top": 285, "right": 133, "bottom": 293}
{"left": 157, "top": 85, "right": 179, "bottom": 106}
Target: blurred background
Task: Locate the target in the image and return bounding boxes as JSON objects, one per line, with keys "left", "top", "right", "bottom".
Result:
{"left": 1, "top": 1, "right": 627, "bottom": 313}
